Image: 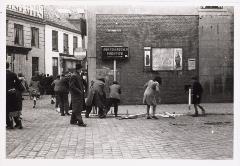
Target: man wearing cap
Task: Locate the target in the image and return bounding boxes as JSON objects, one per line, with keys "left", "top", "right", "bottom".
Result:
{"left": 69, "top": 63, "right": 86, "bottom": 127}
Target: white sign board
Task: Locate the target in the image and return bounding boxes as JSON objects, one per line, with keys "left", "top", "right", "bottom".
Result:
{"left": 188, "top": 58, "right": 196, "bottom": 70}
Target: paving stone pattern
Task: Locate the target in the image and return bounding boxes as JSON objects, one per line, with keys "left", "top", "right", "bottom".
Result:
{"left": 6, "top": 96, "right": 233, "bottom": 159}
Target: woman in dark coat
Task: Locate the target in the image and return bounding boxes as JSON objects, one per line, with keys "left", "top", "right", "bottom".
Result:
{"left": 6, "top": 63, "right": 25, "bottom": 129}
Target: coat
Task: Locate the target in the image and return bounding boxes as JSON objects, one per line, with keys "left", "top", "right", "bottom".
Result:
{"left": 6, "top": 70, "right": 25, "bottom": 112}
{"left": 85, "top": 79, "right": 106, "bottom": 108}
{"left": 29, "top": 77, "right": 40, "bottom": 97}
{"left": 109, "top": 84, "right": 121, "bottom": 100}
{"left": 192, "top": 80, "right": 203, "bottom": 104}
{"left": 69, "top": 71, "right": 85, "bottom": 111}
{"left": 143, "top": 80, "right": 160, "bottom": 106}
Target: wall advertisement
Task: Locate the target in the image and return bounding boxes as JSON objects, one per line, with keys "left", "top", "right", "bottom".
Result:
{"left": 152, "top": 48, "right": 182, "bottom": 71}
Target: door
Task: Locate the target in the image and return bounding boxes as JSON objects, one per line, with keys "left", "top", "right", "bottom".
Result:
{"left": 32, "top": 57, "right": 39, "bottom": 76}
{"left": 52, "top": 57, "right": 58, "bottom": 78}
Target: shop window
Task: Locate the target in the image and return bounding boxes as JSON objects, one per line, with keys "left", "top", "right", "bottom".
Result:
{"left": 63, "top": 33, "right": 69, "bottom": 54}
{"left": 73, "top": 36, "right": 78, "bottom": 52}
{"left": 14, "top": 24, "right": 24, "bottom": 46}
{"left": 31, "top": 27, "right": 39, "bottom": 48}
{"left": 52, "top": 30, "right": 58, "bottom": 51}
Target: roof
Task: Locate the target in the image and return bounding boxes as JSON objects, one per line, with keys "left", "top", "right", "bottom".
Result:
{"left": 44, "top": 5, "right": 81, "bottom": 33}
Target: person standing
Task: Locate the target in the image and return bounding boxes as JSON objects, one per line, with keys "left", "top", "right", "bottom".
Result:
{"left": 69, "top": 64, "right": 86, "bottom": 127}
{"left": 191, "top": 77, "right": 206, "bottom": 117}
{"left": 108, "top": 81, "right": 121, "bottom": 117}
{"left": 85, "top": 78, "right": 107, "bottom": 118}
{"left": 6, "top": 62, "right": 25, "bottom": 129}
{"left": 29, "top": 76, "right": 41, "bottom": 108}
{"left": 51, "top": 75, "right": 61, "bottom": 112}
{"left": 143, "top": 76, "right": 162, "bottom": 119}
{"left": 54, "top": 74, "right": 70, "bottom": 116}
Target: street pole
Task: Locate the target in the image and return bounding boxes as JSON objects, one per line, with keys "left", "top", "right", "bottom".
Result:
{"left": 114, "top": 59, "right": 116, "bottom": 81}
{"left": 188, "top": 88, "right": 191, "bottom": 110}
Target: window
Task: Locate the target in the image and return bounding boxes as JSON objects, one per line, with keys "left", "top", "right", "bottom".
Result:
{"left": 63, "top": 33, "right": 69, "bottom": 53}
{"left": 52, "top": 30, "right": 58, "bottom": 51}
{"left": 73, "top": 36, "right": 78, "bottom": 52}
{"left": 82, "top": 36, "right": 85, "bottom": 49}
{"left": 200, "top": 6, "right": 223, "bottom": 9}
{"left": 14, "top": 24, "right": 24, "bottom": 46}
{"left": 32, "top": 57, "right": 39, "bottom": 76}
{"left": 6, "top": 20, "right": 8, "bottom": 36}
{"left": 31, "top": 27, "right": 39, "bottom": 48}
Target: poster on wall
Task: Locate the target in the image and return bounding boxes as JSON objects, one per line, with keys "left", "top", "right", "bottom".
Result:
{"left": 152, "top": 48, "right": 182, "bottom": 70}
{"left": 173, "top": 48, "right": 182, "bottom": 70}
{"left": 144, "top": 47, "right": 151, "bottom": 67}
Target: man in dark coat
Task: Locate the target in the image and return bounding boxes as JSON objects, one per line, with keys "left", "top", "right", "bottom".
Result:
{"left": 191, "top": 77, "right": 206, "bottom": 117}
{"left": 6, "top": 62, "right": 24, "bottom": 129}
{"left": 69, "top": 64, "right": 86, "bottom": 127}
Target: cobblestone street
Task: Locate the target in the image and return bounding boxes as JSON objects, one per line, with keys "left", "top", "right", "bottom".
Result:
{"left": 6, "top": 96, "right": 233, "bottom": 159}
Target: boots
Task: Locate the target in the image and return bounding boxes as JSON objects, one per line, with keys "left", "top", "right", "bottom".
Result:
{"left": 33, "top": 98, "right": 36, "bottom": 108}
{"left": 14, "top": 117, "right": 23, "bottom": 129}
{"left": 6, "top": 119, "right": 14, "bottom": 129}
{"left": 193, "top": 110, "right": 198, "bottom": 117}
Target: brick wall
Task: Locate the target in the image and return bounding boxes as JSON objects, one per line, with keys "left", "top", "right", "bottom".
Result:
{"left": 96, "top": 15, "right": 199, "bottom": 104}
{"left": 199, "top": 9, "right": 233, "bottom": 102}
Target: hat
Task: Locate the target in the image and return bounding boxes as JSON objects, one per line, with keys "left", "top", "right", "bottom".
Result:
{"left": 76, "top": 63, "right": 82, "bottom": 70}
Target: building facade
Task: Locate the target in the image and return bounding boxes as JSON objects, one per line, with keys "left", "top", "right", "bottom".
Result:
{"left": 6, "top": 5, "right": 45, "bottom": 83}
{"left": 44, "top": 6, "right": 87, "bottom": 77}
{"left": 6, "top": 5, "right": 87, "bottom": 82}
{"left": 87, "top": 6, "right": 233, "bottom": 104}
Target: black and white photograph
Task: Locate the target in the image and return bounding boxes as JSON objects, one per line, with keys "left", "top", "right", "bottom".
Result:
{"left": 1, "top": 0, "right": 240, "bottom": 165}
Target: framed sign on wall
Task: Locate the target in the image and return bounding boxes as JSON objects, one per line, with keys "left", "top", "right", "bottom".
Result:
{"left": 152, "top": 48, "right": 182, "bottom": 71}
{"left": 144, "top": 47, "right": 151, "bottom": 67}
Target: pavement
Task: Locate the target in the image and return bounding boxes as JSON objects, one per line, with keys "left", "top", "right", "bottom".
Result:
{"left": 6, "top": 95, "right": 233, "bottom": 159}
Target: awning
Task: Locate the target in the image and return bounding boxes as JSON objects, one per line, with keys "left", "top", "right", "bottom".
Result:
{"left": 61, "top": 56, "right": 80, "bottom": 61}
{"left": 7, "top": 45, "right": 32, "bottom": 54}
{"left": 60, "top": 53, "right": 83, "bottom": 61}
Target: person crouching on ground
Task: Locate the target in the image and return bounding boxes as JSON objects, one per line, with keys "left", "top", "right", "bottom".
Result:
{"left": 143, "top": 76, "right": 162, "bottom": 119}
{"left": 108, "top": 81, "right": 121, "bottom": 117}
{"left": 85, "top": 78, "right": 108, "bottom": 118}
{"left": 191, "top": 76, "right": 206, "bottom": 117}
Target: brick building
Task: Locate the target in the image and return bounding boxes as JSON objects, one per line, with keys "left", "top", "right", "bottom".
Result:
{"left": 87, "top": 6, "right": 233, "bottom": 104}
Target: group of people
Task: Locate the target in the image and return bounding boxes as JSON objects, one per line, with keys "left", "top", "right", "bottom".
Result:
{"left": 6, "top": 61, "right": 206, "bottom": 129}
{"left": 143, "top": 76, "right": 206, "bottom": 119}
